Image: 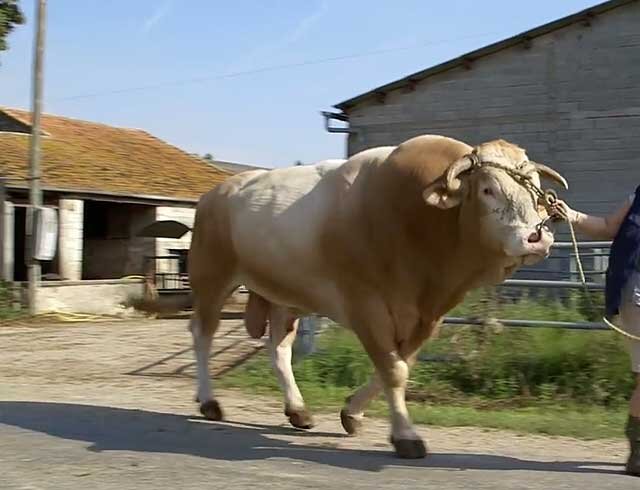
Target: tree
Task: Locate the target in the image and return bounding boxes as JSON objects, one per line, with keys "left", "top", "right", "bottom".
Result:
{"left": 0, "top": 1, "right": 24, "bottom": 54}
{"left": 294, "top": 160, "right": 303, "bottom": 166}
{"left": 202, "top": 153, "right": 215, "bottom": 162}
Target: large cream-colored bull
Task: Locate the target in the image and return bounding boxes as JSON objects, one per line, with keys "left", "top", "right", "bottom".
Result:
{"left": 138, "top": 134, "right": 567, "bottom": 459}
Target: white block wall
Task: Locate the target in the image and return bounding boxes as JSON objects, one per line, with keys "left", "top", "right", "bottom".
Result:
{"left": 155, "top": 206, "right": 195, "bottom": 274}
{"left": 36, "top": 280, "right": 145, "bottom": 316}
{"left": 58, "top": 199, "right": 84, "bottom": 281}
{"left": 3, "top": 202, "right": 14, "bottom": 281}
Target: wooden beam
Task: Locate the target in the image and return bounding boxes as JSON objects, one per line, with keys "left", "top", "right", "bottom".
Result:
{"left": 404, "top": 79, "right": 418, "bottom": 93}
{"left": 581, "top": 11, "right": 595, "bottom": 27}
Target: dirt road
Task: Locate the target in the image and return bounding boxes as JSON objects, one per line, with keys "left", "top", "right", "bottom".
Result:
{"left": 1, "top": 318, "right": 637, "bottom": 489}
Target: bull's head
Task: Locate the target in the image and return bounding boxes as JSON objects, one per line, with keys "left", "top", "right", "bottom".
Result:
{"left": 422, "top": 140, "right": 567, "bottom": 279}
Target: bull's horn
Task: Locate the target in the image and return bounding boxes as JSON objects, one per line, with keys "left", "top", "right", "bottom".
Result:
{"left": 531, "top": 161, "right": 569, "bottom": 190}
{"left": 445, "top": 154, "right": 477, "bottom": 192}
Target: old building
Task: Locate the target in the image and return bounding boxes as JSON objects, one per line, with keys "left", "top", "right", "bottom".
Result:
{"left": 0, "top": 107, "right": 230, "bottom": 313}
{"left": 325, "top": 0, "right": 640, "bottom": 218}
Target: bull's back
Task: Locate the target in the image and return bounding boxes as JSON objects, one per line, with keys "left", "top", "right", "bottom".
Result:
{"left": 225, "top": 150, "right": 394, "bottom": 313}
{"left": 227, "top": 149, "right": 396, "bottom": 266}
{"left": 228, "top": 161, "right": 343, "bottom": 255}
{"left": 219, "top": 161, "right": 345, "bottom": 307}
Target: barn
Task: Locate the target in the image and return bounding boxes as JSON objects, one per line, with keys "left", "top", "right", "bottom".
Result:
{"left": 324, "top": 0, "right": 640, "bottom": 220}
{"left": 0, "top": 107, "right": 232, "bottom": 314}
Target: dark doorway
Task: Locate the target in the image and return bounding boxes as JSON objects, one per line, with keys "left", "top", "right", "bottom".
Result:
{"left": 82, "top": 201, "right": 155, "bottom": 279}
{"left": 13, "top": 207, "right": 26, "bottom": 281}
{"left": 12, "top": 206, "right": 59, "bottom": 282}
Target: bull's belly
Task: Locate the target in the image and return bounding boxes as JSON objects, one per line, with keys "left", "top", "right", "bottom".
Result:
{"left": 236, "top": 263, "right": 345, "bottom": 323}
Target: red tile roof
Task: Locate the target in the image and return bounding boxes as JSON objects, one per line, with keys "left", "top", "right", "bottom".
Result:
{"left": 0, "top": 108, "right": 231, "bottom": 201}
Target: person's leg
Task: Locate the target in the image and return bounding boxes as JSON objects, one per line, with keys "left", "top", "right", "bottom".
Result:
{"left": 630, "top": 374, "right": 640, "bottom": 418}
{"left": 624, "top": 377, "right": 640, "bottom": 476}
{"left": 620, "top": 296, "right": 640, "bottom": 476}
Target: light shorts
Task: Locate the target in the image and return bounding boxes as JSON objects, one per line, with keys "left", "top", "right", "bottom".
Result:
{"left": 619, "top": 272, "right": 640, "bottom": 373}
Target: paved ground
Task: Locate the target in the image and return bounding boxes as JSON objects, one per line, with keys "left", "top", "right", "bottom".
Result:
{"left": 1, "top": 318, "right": 638, "bottom": 489}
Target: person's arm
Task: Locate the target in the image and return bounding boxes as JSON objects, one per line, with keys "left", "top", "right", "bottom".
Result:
{"left": 551, "top": 198, "right": 632, "bottom": 240}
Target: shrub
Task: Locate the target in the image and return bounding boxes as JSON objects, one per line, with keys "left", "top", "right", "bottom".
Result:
{"left": 289, "top": 290, "right": 634, "bottom": 407}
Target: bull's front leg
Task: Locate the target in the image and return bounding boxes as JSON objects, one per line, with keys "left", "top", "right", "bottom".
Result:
{"left": 341, "top": 350, "right": 419, "bottom": 437}
{"left": 348, "top": 304, "right": 427, "bottom": 459}
{"left": 381, "top": 352, "right": 426, "bottom": 458}
{"left": 268, "top": 306, "right": 315, "bottom": 429}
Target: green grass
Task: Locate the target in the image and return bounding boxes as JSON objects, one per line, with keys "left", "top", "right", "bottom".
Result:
{"left": 220, "top": 351, "right": 627, "bottom": 439}
{"left": 220, "top": 290, "right": 632, "bottom": 440}
{"left": 0, "top": 281, "right": 20, "bottom": 321}
{"left": 406, "top": 404, "right": 626, "bottom": 439}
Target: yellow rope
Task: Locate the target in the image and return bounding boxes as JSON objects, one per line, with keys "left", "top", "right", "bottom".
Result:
{"left": 567, "top": 219, "right": 640, "bottom": 342}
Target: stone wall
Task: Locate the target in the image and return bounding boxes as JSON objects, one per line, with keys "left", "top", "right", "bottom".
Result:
{"left": 35, "top": 279, "right": 145, "bottom": 316}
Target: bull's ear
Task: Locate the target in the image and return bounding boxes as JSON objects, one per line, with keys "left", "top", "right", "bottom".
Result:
{"left": 423, "top": 182, "right": 462, "bottom": 209}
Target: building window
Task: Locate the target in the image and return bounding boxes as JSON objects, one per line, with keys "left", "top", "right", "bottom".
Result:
{"left": 169, "top": 249, "right": 188, "bottom": 274}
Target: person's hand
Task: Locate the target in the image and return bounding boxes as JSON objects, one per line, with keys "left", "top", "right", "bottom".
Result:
{"left": 549, "top": 200, "right": 576, "bottom": 222}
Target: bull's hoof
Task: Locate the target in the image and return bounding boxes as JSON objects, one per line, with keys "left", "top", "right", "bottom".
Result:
{"left": 285, "top": 408, "right": 315, "bottom": 430}
{"left": 391, "top": 437, "right": 428, "bottom": 459}
{"left": 199, "top": 400, "right": 224, "bottom": 421}
{"left": 340, "top": 409, "right": 363, "bottom": 436}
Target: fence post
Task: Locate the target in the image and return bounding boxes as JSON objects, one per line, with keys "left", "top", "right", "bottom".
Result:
{"left": 294, "top": 315, "right": 317, "bottom": 359}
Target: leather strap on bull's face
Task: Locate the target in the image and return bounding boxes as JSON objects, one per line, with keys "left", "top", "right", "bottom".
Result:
{"left": 423, "top": 151, "right": 567, "bottom": 214}
{"left": 473, "top": 159, "right": 564, "bottom": 227}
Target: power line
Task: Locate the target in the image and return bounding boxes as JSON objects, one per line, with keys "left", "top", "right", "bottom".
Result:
{"left": 54, "top": 31, "right": 500, "bottom": 102}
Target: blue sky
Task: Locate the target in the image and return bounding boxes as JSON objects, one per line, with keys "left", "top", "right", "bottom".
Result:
{"left": 2, "top": 0, "right": 603, "bottom": 167}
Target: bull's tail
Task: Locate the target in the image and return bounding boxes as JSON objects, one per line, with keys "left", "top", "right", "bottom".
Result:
{"left": 126, "top": 293, "right": 194, "bottom": 315}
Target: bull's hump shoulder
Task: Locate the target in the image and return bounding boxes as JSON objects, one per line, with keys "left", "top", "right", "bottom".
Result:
{"left": 386, "top": 135, "right": 472, "bottom": 179}
{"left": 353, "top": 146, "right": 397, "bottom": 166}
{"left": 335, "top": 146, "right": 396, "bottom": 186}
{"left": 393, "top": 135, "right": 472, "bottom": 160}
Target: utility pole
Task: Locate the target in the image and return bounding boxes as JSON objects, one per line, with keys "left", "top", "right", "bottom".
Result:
{"left": 27, "top": 0, "right": 47, "bottom": 315}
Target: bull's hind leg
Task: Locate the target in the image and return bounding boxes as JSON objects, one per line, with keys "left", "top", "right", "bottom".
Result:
{"left": 269, "top": 306, "right": 314, "bottom": 429}
{"left": 191, "top": 283, "right": 234, "bottom": 421}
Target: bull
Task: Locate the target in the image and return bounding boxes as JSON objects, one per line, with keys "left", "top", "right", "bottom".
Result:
{"left": 137, "top": 134, "right": 567, "bottom": 459}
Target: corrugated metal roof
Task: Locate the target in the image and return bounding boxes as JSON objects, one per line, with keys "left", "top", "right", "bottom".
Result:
{"left": 212, "top": 160, "right": 269, "bottom": 174}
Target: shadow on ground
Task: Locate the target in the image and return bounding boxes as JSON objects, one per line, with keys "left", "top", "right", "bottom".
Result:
{"left": 0, "top": 401, "right": 624, "bottom": 475}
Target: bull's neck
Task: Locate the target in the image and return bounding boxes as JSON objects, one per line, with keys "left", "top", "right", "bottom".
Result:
{"left": 361, "top": 162, "right": 505, "bottom": 307}
{"left": 373, "top": 214, "right": 505, "bottom": 317}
